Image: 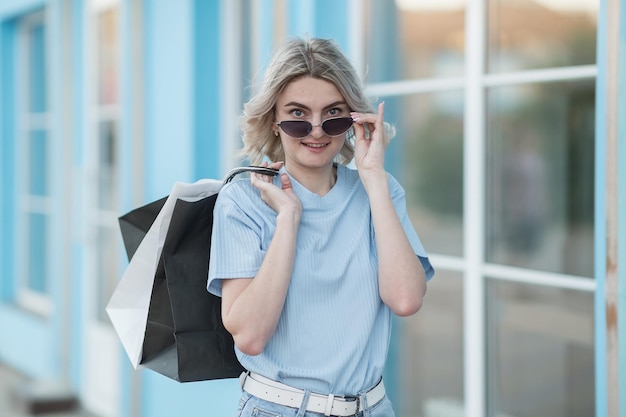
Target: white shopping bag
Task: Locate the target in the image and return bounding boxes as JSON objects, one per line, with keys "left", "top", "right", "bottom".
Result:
{"left": 106, "top": 178, "right": 223, "bottom": 368}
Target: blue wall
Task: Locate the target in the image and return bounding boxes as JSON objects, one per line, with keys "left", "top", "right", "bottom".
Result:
{"left": 137, "top": 1, "right": 240, "bottom": 415}
{"left": 0, "top": 0, "right": 58, "bottom": 380}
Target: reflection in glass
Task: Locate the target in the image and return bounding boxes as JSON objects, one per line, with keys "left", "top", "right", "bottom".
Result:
{"left": 27, "top": 213, "right": 48, "bottom": 293}
{"left": 390, "top": 270, "right": 463, "bottom": 417}
{"left": 384, "top": 93, "right": 464, "bottom": 256}
{"left": 486, "top": 80, "right": 594, "bottom": 276}
{"left": 488, "top": 0, "right": 597, "bottom": 72}
{"left": 487, "top": 281, "right": 594, "bottom": 417}
{"left": 98, "top": 120, "right": 118, "bottom": 210}
{"left": 363, "top": 1, "right": 465, "bottom": 82}
{"left": 97, "top": 8, "right": 119, "bottom": 106}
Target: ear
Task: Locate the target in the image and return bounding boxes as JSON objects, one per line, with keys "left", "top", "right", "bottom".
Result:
{"left": 272, "top": 121, "right": 282, "bottom": 137}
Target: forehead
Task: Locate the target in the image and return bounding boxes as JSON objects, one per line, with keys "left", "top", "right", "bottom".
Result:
{"left": 277, "top": 76, "right": 344, "bottom": 108}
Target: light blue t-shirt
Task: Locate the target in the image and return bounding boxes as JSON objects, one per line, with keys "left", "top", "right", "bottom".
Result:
{"left": 208, "top": 164, "right": 434, "bottom": 395}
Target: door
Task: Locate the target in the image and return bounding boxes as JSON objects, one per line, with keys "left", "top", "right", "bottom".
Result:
{"left": 81, "top": 0, "right": 122, "bottom": 415}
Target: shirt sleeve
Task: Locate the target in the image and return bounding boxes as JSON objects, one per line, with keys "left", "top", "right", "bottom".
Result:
{"left": 207, "top": 185, "right": 267, "bottom": 296}
{"left": 388, "top": 174, "right": 436, "bottom": 281}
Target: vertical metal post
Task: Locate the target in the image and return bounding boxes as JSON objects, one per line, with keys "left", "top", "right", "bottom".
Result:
{"left": 464, "top": 0, "right": 486, "bottom": 416}
{"left": 597, "top": 0, "right": 621, "bottom": 415}
{"left": 605, "top": 0, "right": 620, "bottom": 415}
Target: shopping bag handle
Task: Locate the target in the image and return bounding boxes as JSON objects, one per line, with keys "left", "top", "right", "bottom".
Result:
{"left": 222, "top": 166, "right": 280, "bottom": 185}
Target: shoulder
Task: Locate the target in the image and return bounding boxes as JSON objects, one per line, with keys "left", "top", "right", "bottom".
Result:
{"left": 213, "top": 179, "right": 264, "bottom": 220}
{"left": 215, "top": 177, "right": 278, "bottom": 225}
{"left": 217, "top": 178, "right": 259, "bottom": 205}
{"left": 338, "top": 165, "right": 404, "bottom": 195}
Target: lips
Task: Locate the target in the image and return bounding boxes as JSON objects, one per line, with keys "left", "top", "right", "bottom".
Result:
{"left": 302, "top": 142, "right": 329, "bottom": 148}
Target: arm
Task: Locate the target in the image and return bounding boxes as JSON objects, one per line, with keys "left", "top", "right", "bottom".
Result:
{"left": 363, "top": 173, "right": 427, "bottom": 316}
{"left": 352, "top": 103, "right": 427, "bottom": 316}
{"left": 221, "top": 167, "right": 302, "bottom": 355}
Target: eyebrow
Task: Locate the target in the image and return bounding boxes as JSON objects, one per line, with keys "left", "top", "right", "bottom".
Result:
{"left": 282, "top": 100, "right": 348, "bottom": 111}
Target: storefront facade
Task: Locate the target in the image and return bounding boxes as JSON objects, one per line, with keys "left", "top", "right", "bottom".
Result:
{"left": 0, "top": 1, "right": 623, "bottom": 416}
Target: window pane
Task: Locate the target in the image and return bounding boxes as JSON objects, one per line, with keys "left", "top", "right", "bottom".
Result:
{"left": 97, "top": 225, "right": 120, "bottom": 322}
{"left": 28, "top": 19, "right": 47, "bottom": 113}
{"left": 364, "top": 1, "right": 465, "bottom": 82}
{"left": 487, "top": 280, "right": 594, "bottom": 417}
{"left": 387, "top": 93, "right": 464, "bottom": 256}
{"left": 488, "top": 0, "right": 597, "bottom": 73}
{"left": 486, "top": 80, "right": 594, "bottom": 276}
{"left": 29, "top": 130, "right": 48, "bottom": 196}
{"left": 27, "top": 213, "right": 48, "bottom": 293}
{"left": 98, "top": 120, "right": 118, "bottom": 210}
{"left": 97, "top": 8, "right": 119, "bottom": 106}
{"left": 392, "top": 270, "right": 463, "bottom": 416}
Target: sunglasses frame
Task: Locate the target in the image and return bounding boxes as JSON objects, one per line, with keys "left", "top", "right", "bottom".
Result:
{"left": 276, "top": 117, "right": 354, "bottom": 139}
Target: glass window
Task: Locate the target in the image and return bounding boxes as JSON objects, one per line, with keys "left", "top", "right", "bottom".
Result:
{"left": 485, "top": 80, "right": 595, "bottom": 277}
{"left": 27, "top": 212, "right": 48, "bottom": 293}
{"left": 486, "top": 280, "right": 594, "bottom": 417}
{"left": 391, "top": 270, "right": 464, "bottom": 416}
{"left": 385, "top": 92, "right": 464, "bottom": 257}
{"left": 96, "top": 224, "right": 120, "bottom": 318}
{"left": 98, "top": 120, "right": 118, "bottom": 210}
{"left": 488, "top": 0, "right": 597, "bottom": 73}
{"left": 364, "top": 1, "right": 465, "bottom": 82}
{"left": 28, "top": 21, "right": 47, "bottom": 112}
{"left": 29, "top": 130, "right": 48, "bottom": 196}
{"left": 97, "top": 8, "right": 119, "bottom": 106}
{"left": 15, "top": 10, "right": 51, "bottom": 313}
{"left": 94, "top": 5, "right": 120, "bottom": 322}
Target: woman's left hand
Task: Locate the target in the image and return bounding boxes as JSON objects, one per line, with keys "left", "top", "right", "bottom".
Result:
{"left": 352, "top": 102, "right": 388, "bottom": 180}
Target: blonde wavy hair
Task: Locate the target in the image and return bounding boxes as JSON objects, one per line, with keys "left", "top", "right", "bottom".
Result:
{"left": 240, "top": 37, "right": 390, "bottom": 165}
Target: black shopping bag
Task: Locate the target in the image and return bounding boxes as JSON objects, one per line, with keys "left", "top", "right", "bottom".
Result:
{"left": 141, "top": 195, "right": 243, "bottom": 381}
{"left": 107, "top": 166, "right": 278, "bottom": 382}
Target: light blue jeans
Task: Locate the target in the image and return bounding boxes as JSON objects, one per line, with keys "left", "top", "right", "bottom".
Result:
{"left": 235, "top": 391, "right": 396, "bottom": 417}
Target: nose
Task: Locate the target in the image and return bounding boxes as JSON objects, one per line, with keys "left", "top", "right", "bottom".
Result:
{"left": 309, "top": 121, "right": 324, "bottom": 138}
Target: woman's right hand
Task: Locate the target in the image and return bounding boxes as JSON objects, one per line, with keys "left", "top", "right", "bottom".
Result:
{"left": 251, "top": 161, "right": 302, "bottom": 220}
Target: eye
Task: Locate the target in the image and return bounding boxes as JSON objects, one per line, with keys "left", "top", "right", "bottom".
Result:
{"left": 291, "top": 109, "right": 305, "bottom": 118}
{"left": 327, "top": 107, "right": 345, "bottom": 117}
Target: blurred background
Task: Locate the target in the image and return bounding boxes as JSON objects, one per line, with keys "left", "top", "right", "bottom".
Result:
{"left": 0, "top": 0, "right": 609, "bottom": 416}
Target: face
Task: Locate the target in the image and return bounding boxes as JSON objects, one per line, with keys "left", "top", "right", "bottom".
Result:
{"left": 273, "top": 76, "right": 351, "bottom": 173}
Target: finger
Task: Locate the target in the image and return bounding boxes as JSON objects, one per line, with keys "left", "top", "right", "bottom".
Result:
{"left": 376, "top": 102, "right": 384, "bottom": 130}
{"left": 351, "top": 113, "right": 366, "bottom": 141}
{"left": 280, "top": 173, "right": 293, "bottom": 190}
{"left": 352, "top": 120, "right": 365, "bottom": 141}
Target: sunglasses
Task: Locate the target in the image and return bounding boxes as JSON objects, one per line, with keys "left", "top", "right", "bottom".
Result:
{"left": 276, "top": 117, "right": 353, "bottom": 139}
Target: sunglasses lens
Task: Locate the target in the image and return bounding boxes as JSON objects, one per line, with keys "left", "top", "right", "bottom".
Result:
{"left": 278, "top": 117, "right": 353, "bottom": 138}
{"left": 278, "top": 121, "right": 311, "bottom": 138}
{"left": 322, "top": 117, "right": 353, "bottom": 136}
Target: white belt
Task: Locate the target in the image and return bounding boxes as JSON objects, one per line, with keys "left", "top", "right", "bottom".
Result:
{"left": 239, "top": 372, "right": 386, "bottom": 417}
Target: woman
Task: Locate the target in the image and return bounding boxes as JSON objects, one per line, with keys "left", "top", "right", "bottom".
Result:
{"left": 208, "top": 37, "right": 434, "bottom": 417}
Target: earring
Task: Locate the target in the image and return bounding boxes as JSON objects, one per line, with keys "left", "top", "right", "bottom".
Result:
{"left": 274, "top": 130, "right": 279, "bottom": 137}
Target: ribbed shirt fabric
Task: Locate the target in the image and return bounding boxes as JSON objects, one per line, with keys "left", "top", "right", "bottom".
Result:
{"left": 207, "top": 164, "right": 434, "bottom": 396}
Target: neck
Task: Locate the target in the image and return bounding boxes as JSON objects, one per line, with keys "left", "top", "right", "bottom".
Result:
{"left": 286, "top": 164, "right": 337, "bottom": 196}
